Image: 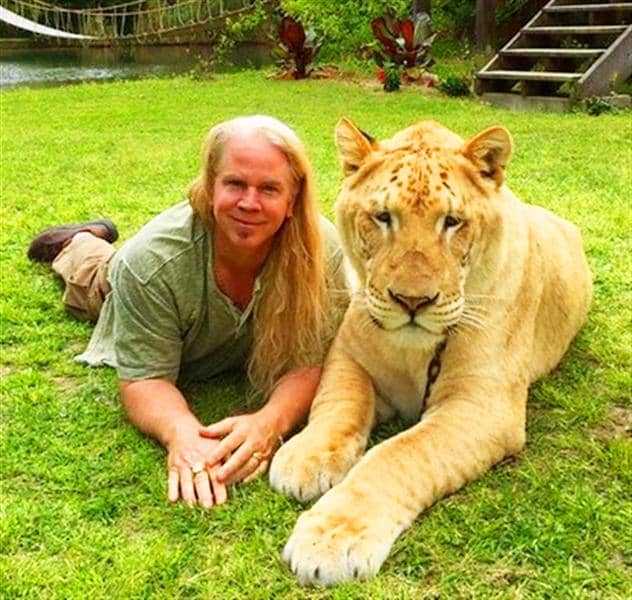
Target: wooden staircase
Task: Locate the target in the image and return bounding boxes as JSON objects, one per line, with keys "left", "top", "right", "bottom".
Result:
{"left": 476, "top": 0, "right": 632, "bottom": 110}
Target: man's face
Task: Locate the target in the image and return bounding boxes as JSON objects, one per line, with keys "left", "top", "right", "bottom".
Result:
{"left": 212, "top": 133, "right": 295, "bottom": 254}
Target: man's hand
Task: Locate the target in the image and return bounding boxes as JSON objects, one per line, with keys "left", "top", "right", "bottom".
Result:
{"left": 167, "top": 420, "right": 228, "bottom": 508}
{"left": 119, "top": 367, "right": 321, "bottom": 503}
{"left": 199, "top": 366, "right": 323, "bottom": 486}
{"left": 199, "top": 410, "right": 281, "bottom": 486}
{"left": 119, "top": 378, "right": 228, "bottom": 509}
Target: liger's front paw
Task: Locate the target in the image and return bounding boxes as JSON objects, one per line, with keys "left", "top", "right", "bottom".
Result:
{"left": 282, "top": 495, "right": 395, "bottom": 586}
{"left": 269, "top": 430, "right": 361, "bottom": 502}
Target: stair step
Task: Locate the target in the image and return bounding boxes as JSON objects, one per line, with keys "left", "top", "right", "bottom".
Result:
{"left": 477, "top": 70, "right": 582, "bottom": 82}
{"left": 544, "top": 3, "right": 632, "bottom": 13}
{"left": 501, "top": 48, "right": 605, "bottom": 57}
{"left": 525, "top": 25, "right": 628, "bottom": 34}
{"left": 480, "top": 93, "right": 571, "bottom": 113}
{"left": 476, "top": 2, "right": 632, "bottom": 101}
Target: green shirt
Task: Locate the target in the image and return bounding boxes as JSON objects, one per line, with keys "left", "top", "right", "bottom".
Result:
{"left": 76, "top": 201, "right": 346, "bottom": 383}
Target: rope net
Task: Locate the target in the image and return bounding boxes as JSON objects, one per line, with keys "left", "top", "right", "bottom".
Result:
{"left": 1, "top": 0, "right": 264, "bottom": 40}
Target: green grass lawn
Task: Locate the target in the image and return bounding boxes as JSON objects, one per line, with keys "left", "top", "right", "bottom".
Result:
{"left": 1, "top": 72, "right": 630, "bottom": 599}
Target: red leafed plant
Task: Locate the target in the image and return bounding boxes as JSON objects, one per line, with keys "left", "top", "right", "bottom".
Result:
{"left": 371, "top": 6, "right": 436, "bottom": 70}
{"left": 272, "top": 15, "right": 322, "bottom": 80}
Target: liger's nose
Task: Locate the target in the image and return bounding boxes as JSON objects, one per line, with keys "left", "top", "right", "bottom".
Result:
{"left": 389, "top": 290, "right": 439, "bottom": 314}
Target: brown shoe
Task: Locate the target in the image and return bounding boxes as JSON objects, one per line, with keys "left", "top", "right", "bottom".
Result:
{"left": 27, "top": 220, "right": 119, "bottom": 262}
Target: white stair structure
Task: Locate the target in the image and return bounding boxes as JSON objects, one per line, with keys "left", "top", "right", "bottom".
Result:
{"left": 476, "top": 0, "right": 632, "bottom": 110}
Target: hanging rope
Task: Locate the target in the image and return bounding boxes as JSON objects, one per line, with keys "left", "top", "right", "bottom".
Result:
{"left": 0, "top": 0, "right": 268, "bottom": 40}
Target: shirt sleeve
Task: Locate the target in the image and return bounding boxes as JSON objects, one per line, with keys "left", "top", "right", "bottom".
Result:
{"left": 110, "top": 258, "right": 183, "bottom": 382}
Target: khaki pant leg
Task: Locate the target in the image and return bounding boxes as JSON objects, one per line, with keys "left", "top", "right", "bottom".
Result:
{"left": 52, "top": 233, "right": 116, "bottom": 322}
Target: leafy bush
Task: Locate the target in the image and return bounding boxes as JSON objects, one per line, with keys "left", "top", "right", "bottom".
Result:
{"left": 281, "top": 0, "right": 538, "bottom": 58}
{"left": 439, "top": 75, "right": 471, "bottom": 96}
{"left": 188, "top": 3, "right": 269, "bottom": 78}
{"left": 383, "top": 63, "right": 403, "bottom": 92}
{"left": 584, "top": 96, "right": 621, "bottom": 116}
{"left": 271, "top": 15, "right": 322, "bottom": 79}
{"left": 371, "top": 8, "right": 435, "bottom": 70}
{"left": 280, "top": 0, "right": 411, "bottom": 59}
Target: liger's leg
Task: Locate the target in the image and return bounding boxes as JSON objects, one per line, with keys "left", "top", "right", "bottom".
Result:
{"left": 269, "top": 342, "right": 376, "bottom": 502}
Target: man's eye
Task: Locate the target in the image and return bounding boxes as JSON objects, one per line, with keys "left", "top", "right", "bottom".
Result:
{"left": 374, "top": 211, "right": 392, "bottom": 226}
{"left": 444, "top": 215, "right": 461, "bottom": 229}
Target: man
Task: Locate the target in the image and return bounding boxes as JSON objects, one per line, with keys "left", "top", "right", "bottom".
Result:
{"left": 28, "top": 115, "right": 347, "bottom": 508}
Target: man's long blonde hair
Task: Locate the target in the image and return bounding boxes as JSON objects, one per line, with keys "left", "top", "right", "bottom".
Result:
{"left": 189, "top": 115, "right": 334, "bottom": 396}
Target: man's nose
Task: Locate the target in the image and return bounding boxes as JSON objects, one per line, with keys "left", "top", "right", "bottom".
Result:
{"left": 238, "top": 186, "right": 261, "bottom": 210}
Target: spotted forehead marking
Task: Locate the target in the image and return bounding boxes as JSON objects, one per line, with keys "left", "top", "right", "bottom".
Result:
{"left": 375, "top": 147, "right": 458, "bottom": 211}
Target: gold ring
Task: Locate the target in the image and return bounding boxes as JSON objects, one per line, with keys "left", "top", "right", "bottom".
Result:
{"left": 191, "top": 462, "right": 205, "bottom": 475}
{"left": 252, "top": 451, "right": 263, "bottom": 463}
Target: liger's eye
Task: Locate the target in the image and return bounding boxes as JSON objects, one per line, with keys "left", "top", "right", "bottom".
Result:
{"left": 444, "top": 215, "right": 461, "bottom": 229}
{"left": 374, "top": 211, "right": 392, "bottom": 226}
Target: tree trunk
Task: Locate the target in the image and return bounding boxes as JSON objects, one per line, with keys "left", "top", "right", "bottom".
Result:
{"left": 412, "top": 1, "right": 431, "bottom": 18}
{"left": 476, "top": 0, "right": 497, "bottom": 52}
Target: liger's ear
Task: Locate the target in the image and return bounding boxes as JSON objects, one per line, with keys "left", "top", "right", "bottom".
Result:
{"left": 335, "top": 117, "right": 376, "bottom": 177}
{"left": 463, "top": 126, "right": 513, "bottom": 187}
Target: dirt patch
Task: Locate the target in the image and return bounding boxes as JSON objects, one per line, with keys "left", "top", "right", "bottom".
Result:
{"left": 592, "top": 405, "right": 632, "bottom": 441}
{"left": 487, "top": 564, "right": 534, "bottom": 587}
{"left": 65, "top": 339, "right": 86, "bottom": 355}
{"left": 349, "top": 73, "right": 443, "bottom": 95}
{"left": 267, "top": 65, "right": 443, "bottom": 97}
{"left": 51, "top": 375, "right": 82, "bottom": 393}
{"left": 0, "top": 365, "right": 15, "bottom": 379}
{"left": 267, "top": 65, "right": 343, "bottom": 81}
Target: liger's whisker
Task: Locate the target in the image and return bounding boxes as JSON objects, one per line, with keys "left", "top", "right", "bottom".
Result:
{"left": 457, "top": 317, "right": 486, "bottom": 332}
{"left": 463, "top": 301, "right": 492, "bottom": 312}
{"left": 460, "top": 312, "right": 487, "bottom": 326}
{"left": 463, "top": 302, "right": 491, "bottom": 314}
{"left": 461, "top": 310, "right": 489, "bottom": 322}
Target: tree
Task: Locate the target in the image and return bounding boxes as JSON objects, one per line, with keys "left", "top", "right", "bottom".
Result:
{"left": 475, "top": 0, "right": 497, "bottom": 52}
{"left": 411, "top": 0, "right": 431, "bottom": 17}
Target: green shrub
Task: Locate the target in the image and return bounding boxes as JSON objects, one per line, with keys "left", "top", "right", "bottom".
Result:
{"left": 280, "top": 0, "right": 410, "bottom": 59}
{"left": 383, "top": 62, "right": 403, "bottom": 92}
{"left": 584, "top": 96, "right": 621, "bottom": 116}
{"left": 439, "top": 74, "right": 471, "bottom": 96}
{"left": 271, "top": 15, "right": 322, "bottom": 79}
{"left": 371, "top": 8, "right": 435, "bottom": 70}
